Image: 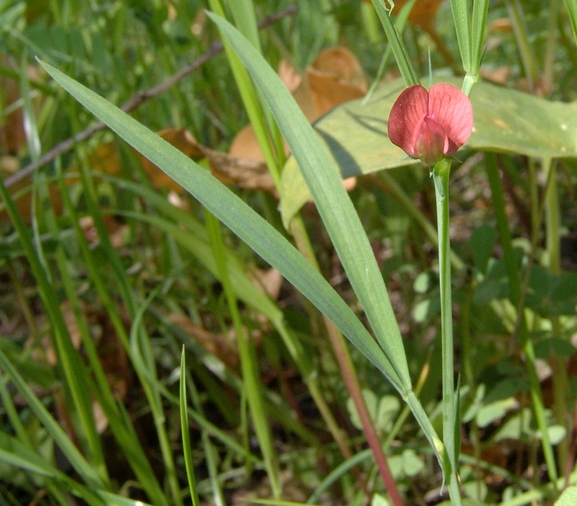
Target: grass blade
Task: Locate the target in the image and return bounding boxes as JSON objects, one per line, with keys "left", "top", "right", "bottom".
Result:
{"left": 180, "top": 348, "right": 201, "bottom": 506}
{"left": 206, "top": 11, "right": 412, "bottom": 392}
{"left": 36, "top": 58, "right": 403, "bottom": 398}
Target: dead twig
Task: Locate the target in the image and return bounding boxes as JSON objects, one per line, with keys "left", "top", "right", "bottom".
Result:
{"left": 5, "top": 4, "right": 298, "bottom": 189}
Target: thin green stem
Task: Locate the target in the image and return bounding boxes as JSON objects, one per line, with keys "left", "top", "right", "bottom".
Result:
{"left": 543, "top": 0, "right": 559, "bottom": 95}
{"left": 506, "top": 0, "right": 541, "bottom": 92}
{"left": 485, "top": 153, "right": 559, "bottom": 485}
{"left": 204, "top": 209, "right": 281, "bottom": 498}
{"left": 365, "top": 173, "right": 465, "bottom": 270}
{"left": 432, "top": 158, "right": 461, "bottom": 503}
{"left": 566, "top": 0, "right": 577, "bottom": 41}
{"left": 370, "top": 0, "right": 420, "bottom": 86}
{"left": 544, "top": 158, "right": 569, "bottom": 474}
{"left": 289, "top": 215, "right": 400, "bottom": 504}
{"left": 179, "top": 349, "right": 201, "bottom": 506}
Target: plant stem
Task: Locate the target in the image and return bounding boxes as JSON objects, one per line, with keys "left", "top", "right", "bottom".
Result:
{"left": 204, "top": 209, "right": 282, "bottom": 498}
{"left": 544, "top": 158, "right": 569, "bottom": 474}
{"left": 290, "top": 215, "right": 402, "bottom": 504}
{"left": 432, "top": 158, "right": 461, "bottom": 503}
{"left": 485, "top": 153, "right": 559, "bottom": 485}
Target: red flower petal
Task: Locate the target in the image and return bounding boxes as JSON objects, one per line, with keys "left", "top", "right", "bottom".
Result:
{"left": 427, "top": 83, "right": 473, "bottom": 153}
{"left": 415, "top": 116, "right": 448, "bottom": 166}
{"left": 388, "top": 85, "right": 428, "bottom": 157}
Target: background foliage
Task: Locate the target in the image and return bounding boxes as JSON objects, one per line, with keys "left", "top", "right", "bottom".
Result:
{"left": 1, "top": 0, "right": 577, "bottom": 505}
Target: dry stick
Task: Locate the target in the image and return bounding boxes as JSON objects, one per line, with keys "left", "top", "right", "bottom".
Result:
{"left": 6, "top": 4, "right": 298, "bottom": 189}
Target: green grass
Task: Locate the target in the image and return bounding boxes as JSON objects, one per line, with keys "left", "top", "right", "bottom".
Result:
{"left": 2, "top": 1, "right": 577, "bottom": 505}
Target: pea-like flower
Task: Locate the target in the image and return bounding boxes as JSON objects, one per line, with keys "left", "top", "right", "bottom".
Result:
{"left": 388, "top": 83, "right": 473, "bottom": 166}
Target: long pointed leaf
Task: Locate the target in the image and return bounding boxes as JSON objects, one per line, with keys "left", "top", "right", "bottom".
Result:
{"left": 37, "top": 58, "right": 404, "bottom": 396}
{"left": 206, "top": 12, "right": 413, "bottom": 392}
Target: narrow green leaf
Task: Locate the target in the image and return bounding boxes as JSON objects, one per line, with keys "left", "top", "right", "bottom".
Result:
{"left": 566, "top": 0, "right": 577, "bottom": 41}
{"left": 0, "top": 348, "right": 102, "bottom": 490}
{"left": 20, "top": 53, "right": 42, "bottom": 161}
{"left": 555, "top": 485, "right": 577, "bottom": 506}
{"left": 0, "top": 431, "right": 153, "bottom": 506}
{"left": 207, "top": 11, "right": 412, "bottom": 391}
{"left": 369, "top": 0, "right": 419, "bottom": 86}
{"left": 448, "top": 0, "right": 472, "bottom": 72}
{"left": 226, "top": 0, "right": 261, "bottom": 52}
{"left": 37, "top": 58, "right": 405, "bottom": 394}
{"left": 180, "top": 349, "right": 201, "bottom": 506}
{"left": 471, "top": 0, "right": 489, "bottom": 74}
{"left": 196, "top": 15, "right": 444, "bottom": 467}
{"left": 0, "top": 179, "right": 108, "bottom": 490}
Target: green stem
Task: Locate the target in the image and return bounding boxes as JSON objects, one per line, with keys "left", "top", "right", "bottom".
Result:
{"left": 204, "top": 209, "right": 282, "bottom": 498}
{"left": 506, "top": 0, "right": 541, "bottom": 92}
{"left": 366, "top": 173, "right": 465, "bottom": 270}
{"left": 485, "top": 153, "right": 559, "bottom": 485}
{"left": 290, "top": 215, "right": 401, "bottom": 504}
{"left": 543, "top": 0, "right": 559, "bottom": 95}
{"left": 544, "top": 158, "right": 569, "bottom": 474}
{"left": 431, "top": 158, "right": 461, "bottom": 503}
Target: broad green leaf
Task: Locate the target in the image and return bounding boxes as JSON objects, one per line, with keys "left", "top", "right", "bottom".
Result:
{"left": 555, "top": 485, "right": 577, "bottom": 506}
{"left": 281, "top": 76, "right": 577, "bottom": 227}
{"left": 547, "top": 425, "right": 567, "bottom": 445}
{"left": 475, "top": 398, "right": 517, "bottom": 428}
{"left": 347, "top": 391, "right": 399, "bottom": 432}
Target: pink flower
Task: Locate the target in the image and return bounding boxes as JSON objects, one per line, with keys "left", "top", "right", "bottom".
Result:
{"left": 388, "top": 83, "right": 473, "bottom": 166}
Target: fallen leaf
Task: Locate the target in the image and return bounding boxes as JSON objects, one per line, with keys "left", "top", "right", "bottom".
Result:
{"left": 138, "top": 128, "right": 204, "bottom": 192}
{"left": 229, "top": 48, "right": 365, "bottom": 194}
{"left": 307, "top": 47, "right": 367, "bottom": 117}
{"left": 144, "top": 128, "right": 276, "bottom": 193}
{"left": 364, "top": 0, "right": 443, "bottom": 30}
{"left": 0, "top": 56, "right": 43, "bottom": 155}
{"left": 171, "top": 313, "right": 242, "bottom": 370}
{"left": 250, "top": 267, "right": 283, "bottom": 301}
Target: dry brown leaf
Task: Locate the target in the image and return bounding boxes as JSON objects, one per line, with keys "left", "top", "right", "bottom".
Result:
{"left": 229, "top": 48, "right": 364, "bottom": 194}
{"left": 278, "top": 59, "right": 303, "bottom": 94}
{"left": 229, "top": 59, "right": 312, "bottom": 162}
{"left": 170, "top": 313, "right": 241, "bottom": 370}
{"left": 143, "top": 128, "right": 277, "bottom": 193}
{"left": 251, "top": 267, "right": 283, "bottom": 301}
{"left": 0, "top": 56, "right": 43, "bottom": 155}
{"left": 228, "top": 124, "right": 269, "bottom": 162}
{"left": 307, "top": 47, "right": 367, "bottom": 117}
{"left": 278, "top": 59, "right": 318, "bottom": 121}
{"left": 391, "top": 0, "right": 443, "bottom": 30}
{"left": 0, "top": 156, "right": 64, "bottom": 223}
{"left": 365, "top": 0, "right": 443, "bottom": 31}
{"left": 138, "top": 128, "right": 204, "bottom": 192}
{"left": 204, "top": 145, "right": 275, "bottom": 192}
